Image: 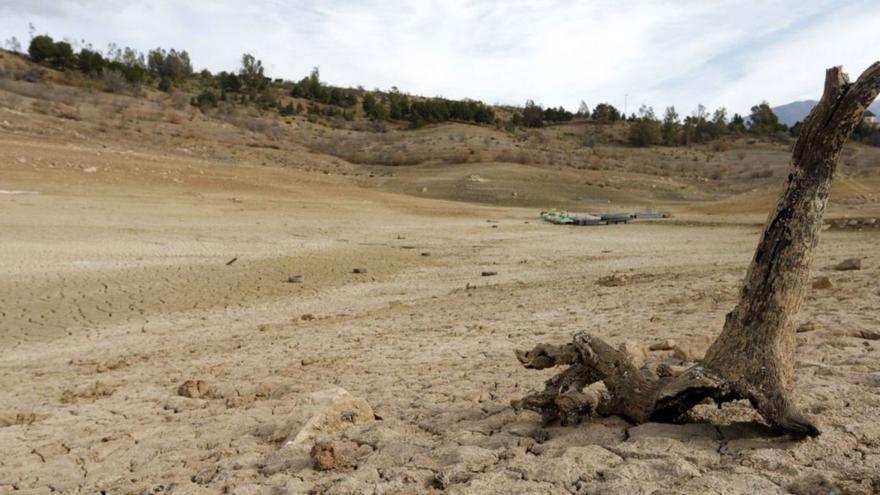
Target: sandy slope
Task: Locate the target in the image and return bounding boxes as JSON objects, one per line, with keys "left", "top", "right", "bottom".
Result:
{"left": 1, "top": 131, "right": 880, "bottom": 495}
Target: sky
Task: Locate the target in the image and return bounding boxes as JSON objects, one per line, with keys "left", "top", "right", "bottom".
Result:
{"left": 1, "top": 0, "right": 879, "bottom": 116}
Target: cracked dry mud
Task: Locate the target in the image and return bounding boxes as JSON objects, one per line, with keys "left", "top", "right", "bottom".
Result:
{"left": 2, "top": 132, "right": 880, "bottom": 494}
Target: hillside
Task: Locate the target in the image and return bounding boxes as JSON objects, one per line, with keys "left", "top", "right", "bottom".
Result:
{"left": 773, "top": 99, "right": 880, "bottom": 127}
{"left": 3, "top": 49, "right": 879, "bottom": 217}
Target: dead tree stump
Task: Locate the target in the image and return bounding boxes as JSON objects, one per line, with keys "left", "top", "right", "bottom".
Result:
{"left": 513, "top": 64, "right": 880, "bottom": 437}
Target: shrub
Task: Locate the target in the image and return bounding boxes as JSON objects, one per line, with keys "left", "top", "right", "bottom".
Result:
{"left": 192, "top": 89, "right": 219, "bottom": 111}
{"left": 101, "top": 68, "right": 128, "bottom": 93}
{"left": 279, "top": 101, "right": 296, "bottom": 116}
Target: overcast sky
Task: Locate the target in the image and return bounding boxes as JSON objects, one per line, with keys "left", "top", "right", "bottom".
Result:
{"left": 2, "top": 0, "right": 879, "bottom": 115}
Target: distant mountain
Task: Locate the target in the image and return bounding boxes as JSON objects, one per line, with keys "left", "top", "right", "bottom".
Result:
{"left": 772, "top": 99, "right": 880, "bottom": 127}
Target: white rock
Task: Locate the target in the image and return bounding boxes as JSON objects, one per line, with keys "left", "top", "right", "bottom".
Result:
{"left": 281, "top": 386, "right": 374, "bottom": 447}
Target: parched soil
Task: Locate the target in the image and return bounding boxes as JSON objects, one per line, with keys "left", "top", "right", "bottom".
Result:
{"left": 2, "top": 129, "right": 880, "bottom": 495}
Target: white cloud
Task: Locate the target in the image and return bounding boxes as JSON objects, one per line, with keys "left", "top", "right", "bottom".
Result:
{"left": 1, "top": 0, "right": 878, "bottom": 114}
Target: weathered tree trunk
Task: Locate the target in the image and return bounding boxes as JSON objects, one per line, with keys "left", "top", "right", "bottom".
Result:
{"left": 513, "top": 64, "right": 880, "bottom": 436}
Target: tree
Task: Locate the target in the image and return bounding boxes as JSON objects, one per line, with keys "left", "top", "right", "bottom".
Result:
{"left": 218, "top": 71, "right": 241, "bottom": 93}
{"left": 28, "top": 35, "right": 75, "bottom": 69}
{"left": 239, "top": 53, "right": 267, "bottom": 96}
{"left": 728, "top": 113, "right": 747, "bottom": 133}
{"left": 387, "top": 89, "right": 410, "bottom": 120}
{"left": 77, "top": 48, "right": 106, "bottom": 75}
{"left": 362, "top": 93, "right": 389, "bottom": 120}
{"left": 661, "top": 106, "right": 680, "bottom": 145}
{"left": 4, "top": 36, "right": 22, "bottom": 53}
{"left": 748, "top": 101, "right": 784, "bottom": 137}
{"left": 522, "top": 100, "right": 544, "bottom": 127}
{"left": 147, "top": 47, "right": 192, "bottom": 83}
{"left": 512, "top": 63, "right": 880, "bottom": 436}
{"left": 591, "top": 103, "right": 620, "bottom": 123}
{"left": 711, "top": 107, "right": 729, "bottom": 137}
{"left": 28, "top": 35, "right": 55, "bottom": 62}
{"left": 577, "top": 101, "right": 590, "bottom": 118}
{"left": 628, "top": 105, "right": 661, "bottom": 147}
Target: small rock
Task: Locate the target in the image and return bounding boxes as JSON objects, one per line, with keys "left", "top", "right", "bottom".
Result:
{"left": 287, "top": 275, "right": 304, "bottom": 283}
{"left": 352, "top": 268, "right": 367, "bottom": 274}
{"left": 82, "top": 166, "right": 98, "bottom": 173}
{"left": 797, "top": 321, "right": 821, "bottom": 333}
{"left": 300, "top": 313, "right": 315, "bottom": 321}
{"left": 833, "top": 258, "right": 862, "bottom": 271}
{"left": 419, "top": 187, "right": 428, "bottom": 193}
{"left": 858, "top": 329, "right": 880, "bottom": 340}
{"left": 649, "top": 339, "right": 676, "bottom": 351}
{"left": 301, "top": 357, "right": 315, "bottom": 366}
{"left": 177, "top": 380, "right": 210, "bottom": 399}
{"left": 812, "top": 276, "right": 833, "bottom": 290}
{"left": 421, "top": 252, "right": 431, "bottom": 257}
{"left": 481, "top": 271, "right": 498, "bottom": 277}
{"left": 597, "top": 273, "right": 629, "bottom": 287}
{"left": 275, "top": 387, "right": 375, "bottom": 446}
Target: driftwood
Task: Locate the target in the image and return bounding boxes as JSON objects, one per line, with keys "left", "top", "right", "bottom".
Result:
{"left": 513, "top": 64, "right": 880, "bottom": 437}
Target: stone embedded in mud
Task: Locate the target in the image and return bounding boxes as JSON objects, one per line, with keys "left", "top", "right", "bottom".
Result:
{"left": 597, "top": 273, "right": 629, "bottom": 287}
{"left": 649, "top": 339, "right": 676, "bottom": 351}
{"left": 310, "top": 439, "right": 372, "bottom": 471}
{"left": 281, "top": 386, "right": 375, "bottom": 447}
{"left": 177, "top": 380, "right": 211, "bottom": 398}
{"left": 812, "top": 276, "right": 833, "bottom": 290}
{"left": 797, "top": 321, "right": 821, "bottom": 333}
{"left": 833, "top": 258, "right": 862, "bottom": 271}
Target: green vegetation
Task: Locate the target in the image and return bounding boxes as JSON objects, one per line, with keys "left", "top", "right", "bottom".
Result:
{"left": 747, "top": 101, "right": 786, "bottom": 137}
{"left": 13, "top": 30, "right": 879, "bottom": 148}
{"left": 628, "top": 105, "right": 661, "bottom": 147}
